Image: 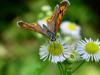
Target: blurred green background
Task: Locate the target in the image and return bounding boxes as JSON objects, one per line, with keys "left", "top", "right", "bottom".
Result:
{"left": 0, "top": 0, "right": 100, "bottom": 75}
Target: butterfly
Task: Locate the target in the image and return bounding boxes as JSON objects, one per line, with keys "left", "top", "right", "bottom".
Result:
{"left": 17, "top": 0, "right": 70, "bottom": 41}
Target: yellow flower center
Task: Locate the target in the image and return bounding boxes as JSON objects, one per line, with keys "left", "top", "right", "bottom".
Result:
{"left": 48, "top": 42, "right": 64, "bottom": 56}
{"left": 85, "top": 42, "right": 100, "bottom": 54}
{"left": 67, "top": 23, "right": 77, "bottom": 31}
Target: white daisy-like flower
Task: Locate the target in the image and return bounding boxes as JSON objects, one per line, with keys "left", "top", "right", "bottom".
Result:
{"left": 60, "top": 21, "right": 81, "bottom": 38}
{"left": 39, "top": 40, "right": 71, "bottom": 63}
{"left": 76, "top": 38, "right": 100, "bottom": 62}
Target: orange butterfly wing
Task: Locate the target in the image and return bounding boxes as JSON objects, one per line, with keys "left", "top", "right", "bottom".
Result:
{"left": 47, "top": 0, "right": 70, "bottom": 33}
{"left": 17, "top": 21, "right": 48, "bottom": 36}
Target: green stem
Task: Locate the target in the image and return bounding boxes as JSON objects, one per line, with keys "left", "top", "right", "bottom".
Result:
{"left": 57, "top": 63, "right": 63, "bottom": 75}
{"left": 71, "top": 61, "right": 85, "bottom": 74}
{"left": 57, "top": 63, "right": 65, "bottom": 75}
{"left": 64, "top": 64, "right": 72, "bottom": 75}
{"left": 64, "top": 68, "right": 67, "bottom": 75}
{"left": 60, "top": 63, "right": 65, "bottom": 75}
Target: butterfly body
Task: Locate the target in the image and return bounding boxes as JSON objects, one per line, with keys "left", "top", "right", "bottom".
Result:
{"left": 17, "top": 0, "right": 70, "bottom": 41}
{"left": 47, "top": 31, "right": 56, "bottom": 41}
{"left": 42, "top": 24, "right": 56, "bottom": 41}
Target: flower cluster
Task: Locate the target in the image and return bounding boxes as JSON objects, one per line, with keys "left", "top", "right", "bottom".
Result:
{"left": 38, "top": 19, "right": 100, "bottom": 63}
